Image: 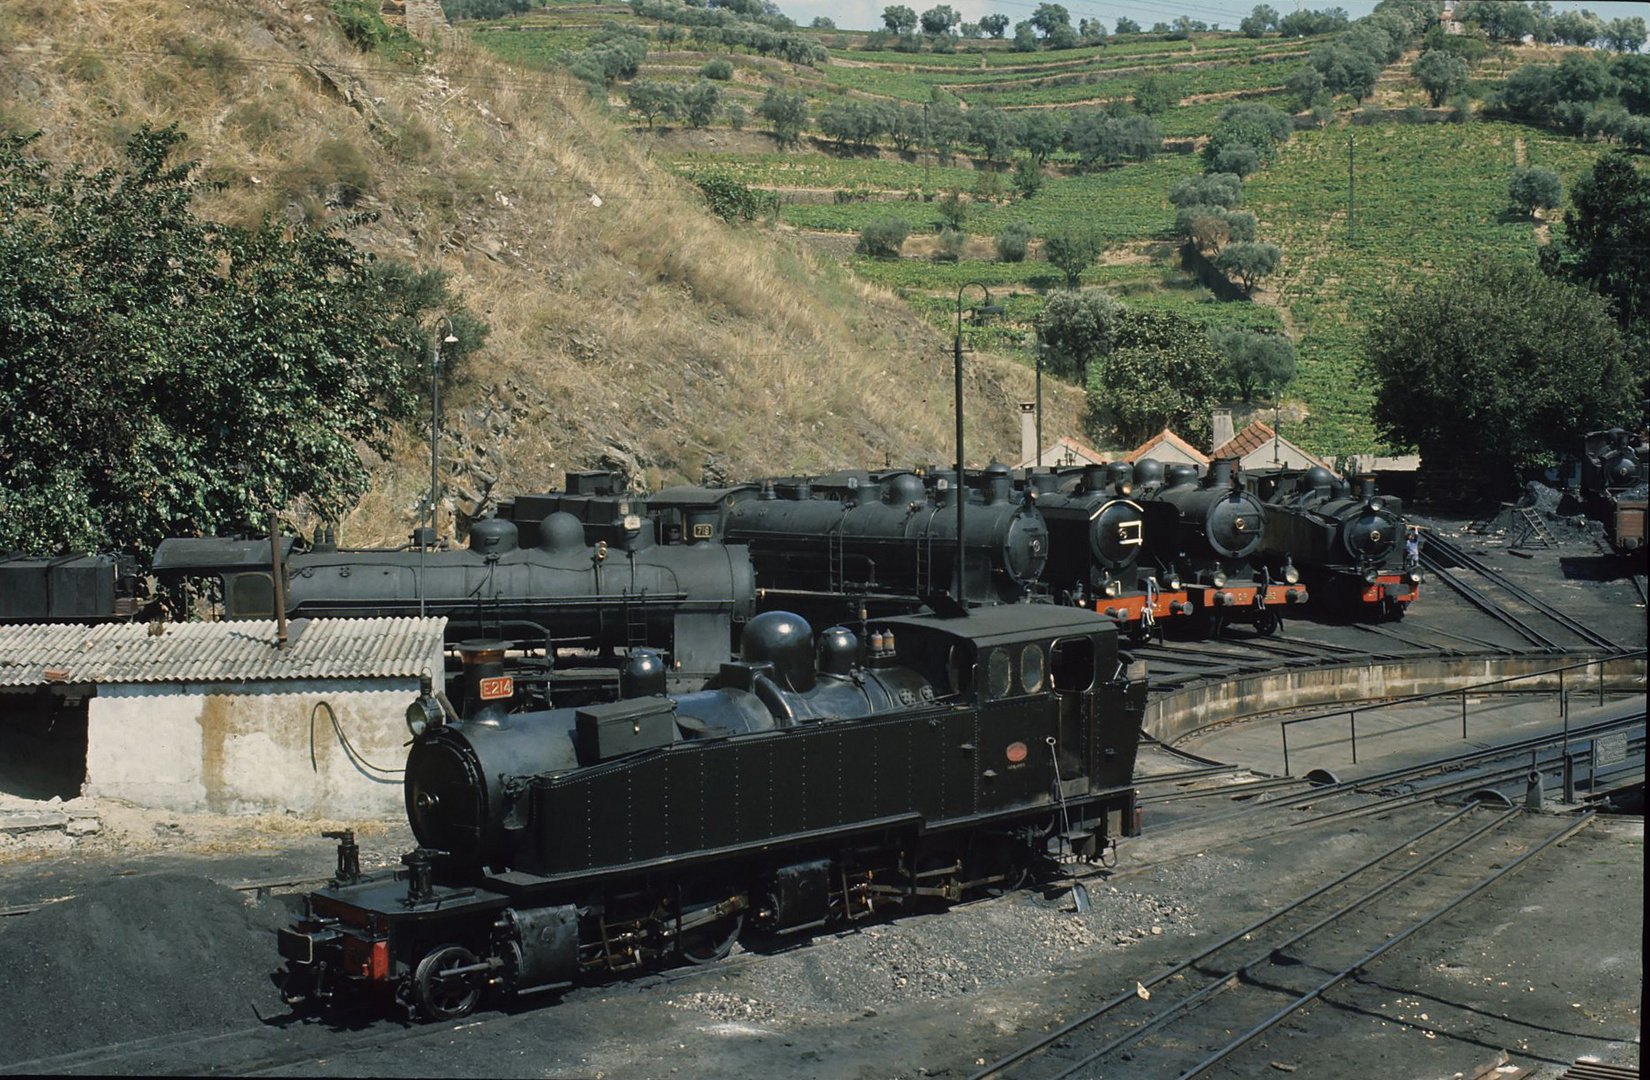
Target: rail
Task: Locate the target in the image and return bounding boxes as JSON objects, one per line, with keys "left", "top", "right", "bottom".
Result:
{"left": 1279, "top": 650, "right": 1646, "bottom": 775}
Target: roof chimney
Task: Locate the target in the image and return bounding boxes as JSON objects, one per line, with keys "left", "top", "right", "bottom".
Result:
{"left": 1018, "top": 402, "right": 1036, "bottom": 466}
{"left": 1211, "top": 408, "right": 1234, "bottom": 453}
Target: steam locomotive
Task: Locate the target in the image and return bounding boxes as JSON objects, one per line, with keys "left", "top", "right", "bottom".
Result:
{"left": 149, "top": 516, "right": 755, "bottom": 697}
{"left": 1247, "top": 467, "right": 1420, "bottom": 620}
{"left": 1579, "top": 427, "right": 1648, "bottom": 555}
{"left": 1133, "top": 459, "right": 1304, "bottom": 636}
{"left": 276, "top": 605, "right": 1147, "bottom": 1020}
{"left": 506, "top": 465, "right": 1052, "bottom": 627}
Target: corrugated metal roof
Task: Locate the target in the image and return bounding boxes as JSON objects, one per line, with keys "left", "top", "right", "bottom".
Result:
{"left": 0, "top": 617, "right": 447, "bottom": 686}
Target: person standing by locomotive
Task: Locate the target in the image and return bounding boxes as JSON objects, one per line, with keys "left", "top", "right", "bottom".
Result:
{"left": 1404, "top": 528, "right": 1421, "bottom": 571}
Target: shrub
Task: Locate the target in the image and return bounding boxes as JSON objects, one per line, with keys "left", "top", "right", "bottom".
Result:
{"left": 693, "top": 173, "right": 779, "bottom": 223}
{"left": 937, "top": 189, "right": 968, "bottom": 229}
{"left": 856, "top": 218, "right": 911, "bottom": 257}
{"left": 331, "top": 0, "right": 424, "bottom": 62}
{"left": 996, "top": 221, "right": 1034, "bottom": 262}
{"left": 1012, "top": 153, "right": 1044, "bottom": 198}
{"left": 1215, "top": 241, "right": 1282, "bottom": 293}
{"left": 934, "top": 227, "right": 967, "bottom": 262}
{"left": 725, "top": 101, "right": 747, "bottom": 130}
{"left": 700, "top": 58, "right": 734, "bottom": 80}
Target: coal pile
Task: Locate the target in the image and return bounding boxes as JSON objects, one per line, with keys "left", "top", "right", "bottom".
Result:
{"left": 0, "top": 873, "right": 291, "bottom": 1068}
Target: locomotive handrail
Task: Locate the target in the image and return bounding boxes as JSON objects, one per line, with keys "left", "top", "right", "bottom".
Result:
{"left": 1278, "top": 649, "right": 1646, "bottom": 775}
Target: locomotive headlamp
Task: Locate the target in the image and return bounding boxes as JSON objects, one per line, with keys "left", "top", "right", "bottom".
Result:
{"left": 1370, "top": 499, "right": 1384, "bottom": 513}
{"left": 622, "top": 513, "right": 643, "bottom": 534}
{"left": 1166, "top": 573, "right": 1182, "bottom": 590}
{"left": 1283, "top": 559, "right": 1300, "bottom": 585}
{"left": 1211, "top": 570, "right": 1227, "bottom": 587}
{"left": 1363, "top": 568, "right": 1379, "bottom": 584}
{"left": 1103, "top": 579, "right": 1122, "bottom": 598}
{"left": 406, "top": 688, "right": 443, "bottom": 738}
{"left": 1408, "top": 570, "right": 1423, "bottom": 585}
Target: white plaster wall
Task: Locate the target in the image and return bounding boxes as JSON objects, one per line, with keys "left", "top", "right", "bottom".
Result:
{"left": 85, "top": 664, "right": 442, "bottom": 818}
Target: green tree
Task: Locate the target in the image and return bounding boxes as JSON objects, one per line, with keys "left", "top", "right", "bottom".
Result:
{"left": 1042, "top": 225, "right": 1105, "bottom": 287}
{"left": 627, "top": 79, "right": 679, "bottom": 127}
{"left": 1133, "top": 75, "right": 1179, "bottom": 116}
{"left": 856, "top": 217, "right": 911, "bottom": 257}
{"left": 1215, "top": 241, "right": 1282, "bottom": 293}
{"left": 1412, "top": 49, "right": 1469, "bottom": 107}
{"left": 1034, "top": 287, "right": 1124, "bottom": 380}
{"left": 1170, "top": 172, "right": 1244, "bottom": 210}
{"left": 882, "top": 5, "right": 918, "bottom": 33}
{"left": 1507, "top": 166, "right": 1563, "bottom": 216}
{"left": 1240, "top": 4, "right": 1279, "bottom": 38}
{"left": 1209, "top": 327, "right": 1296, "bottom": 401}
{"left": 700, "top": 58, "right": 734, "bottom": 80}
{"left": 1367, "top": 260, "right": 1633, "bottom": 476}
{"left": 1603, "top": 15, "right": 1647, "bottom": 53}
{"left": 1613, "top": 54, "right": 1650, "bottom": 114}
{"left": 758, "top": 88, "right": 808, "bottom": 148}
{"left": 995, "top": 220, "right": 1034, "bottom": 262}
{"left": 979, "top": 12, "right": 1009, "bottom": 37}
{"left": 1309, "top": 43, "right": 1380, "bottom": 102}
{"left": 936, "top": 189, "right": 968, "bottom": 229}
{"left": 1088, "top": 311, "right": 1223, "bottom": 447}
{"left": 919, "top": 4, "right": 961, "bottom": 36}
{"left": 679, "top": 80, "right": 722, "bottom": 129}
{"left": 1541, "top": 151, "right": 1650, "bottom": 372}
{"left": 1029, "top": 3, "right": 1071, "bottom": 36}
{"left": 1011, "top": 152, "right": 1044, "bottom": 198}
{"left": 1012, "top": 21, "right": 1039, "bottom": 51}
{"left": 0, "top": 126, "right": 433, "bottom": 554}
{"left": 1114, "top": 16, "right": 1141, "bottom": 35}
{"left": 1286, "top": 65, "right": 1327, "bottom": 111}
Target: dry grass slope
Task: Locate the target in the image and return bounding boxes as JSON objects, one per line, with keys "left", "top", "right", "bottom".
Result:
{"left": 0, "top": 0, "right": 1078, "bottom": 543}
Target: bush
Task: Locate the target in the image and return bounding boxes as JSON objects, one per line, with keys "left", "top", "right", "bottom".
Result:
{"left": 937, "top": 189, "right": 968, "bottom": 229}
{"left": 1012, "top": 153, "right": 1044, "bottom": 198}
{"left": 1215, "top": 241, "right": 1282, "bottom": 293}
{"left": 996, "top": 221, "right": 1034, "bottom": 262}
{"left": 700, "top": 58, "right": 734, "bottom": 80}
{"left": 331, "top": 0, "right": 424, "bottom": 61}
{"left": 934, "top": 227, "right": 967, "bottom": 262}
{"left": 693, "top": 173, "right": 779, "bottom": 223}
{"left": 725, "top": 101, "right": 747, "bottom": 130}
{"left": 856, "top": 218, "right": 911, "bottom": 257}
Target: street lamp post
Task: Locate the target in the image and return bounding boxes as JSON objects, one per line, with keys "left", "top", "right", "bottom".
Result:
{"left": 429, "top": 318, "right": 459, "bottom": 547}
{"left": 953, "top": 281, "right": 1000, "bottom": 603}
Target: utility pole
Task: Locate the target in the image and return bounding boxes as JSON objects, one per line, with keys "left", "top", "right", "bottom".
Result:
{"left": 1347, "top": 132, "right": 1355, "bottom": 243}
{"left": 923, "top": 102, "right": 931, "bottom": 190}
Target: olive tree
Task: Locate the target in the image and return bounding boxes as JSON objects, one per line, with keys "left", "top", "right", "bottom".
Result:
{"left": 1507, "top": 166, "right": 1563, "bottom": 217}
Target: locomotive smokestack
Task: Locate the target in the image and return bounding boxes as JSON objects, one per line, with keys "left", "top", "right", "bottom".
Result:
{"left": 1210, "top": 459, "right": 1235, "bottom": 488}
{"left": 1357, "top": 474, "right": 1377, "bottom": 499}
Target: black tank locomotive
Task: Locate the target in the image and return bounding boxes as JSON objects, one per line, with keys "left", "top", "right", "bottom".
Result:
{"left": 1579, "top": 427, "right": 1648, "bottom": 555}
{"left": 276, "top": 605, "right": 1146, "bottom": 1020}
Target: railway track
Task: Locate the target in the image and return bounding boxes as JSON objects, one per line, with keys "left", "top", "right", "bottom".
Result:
{"left": 1139, "top": 709, "right": 1644, "bottom": 839}
{"left": 1421, "top": 533, "right": 1626, "bottom": 653}
{"left": 969, "top": 808, "right": 1598, "bottom": 1080}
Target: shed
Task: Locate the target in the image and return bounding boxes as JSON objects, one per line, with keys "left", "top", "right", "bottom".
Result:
{"left": 0, "top": 617, "right": 446, "bottom": 817}
{"left": 1212, "top": 420, "right": 1335, "bottom": 472}
{"left": 1122, "top": 428, "right": 1210, "bottom": 468}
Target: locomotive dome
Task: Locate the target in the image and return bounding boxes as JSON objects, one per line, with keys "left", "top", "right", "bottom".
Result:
{"left": 741, "top": 610, "right": 817, "bottom": 691}
{"left": 537, "top": 511, "right": 586, "bottom": 553}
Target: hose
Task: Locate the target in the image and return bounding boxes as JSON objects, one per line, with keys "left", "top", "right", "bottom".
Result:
{"left": 309, "top": 700, "right": 405, "bottom": 777}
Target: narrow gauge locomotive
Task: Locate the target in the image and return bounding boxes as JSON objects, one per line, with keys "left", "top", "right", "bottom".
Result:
{"left": 276, "top": 605, "right": 1146, "bottom": 1020}
{"left": 1134, "top": 459, "right": 1305, "bottom": 636}
{"left": 1579, "top": 428, "right": 1648, "bottom": 555}
{"left": 1247, "top": 468, "right": 1420, "bottom": 620}
{"left": 1015, "top": 464, "right": 1186, "bottom": 640}
{"left": 150, "top": 517, "right": 755, "bottom": 697}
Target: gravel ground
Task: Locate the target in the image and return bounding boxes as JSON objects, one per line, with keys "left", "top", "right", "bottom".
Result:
{"left": 667, "top": 883, "right": 1196, "bottom": 1024}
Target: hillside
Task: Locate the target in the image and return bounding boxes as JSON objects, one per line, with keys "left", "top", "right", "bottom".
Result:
{"left": 0, "top": 0, "right": 1079, "bottom": 544}
{"left": 460, "top": 3, "right": 1629, "bottom": 457}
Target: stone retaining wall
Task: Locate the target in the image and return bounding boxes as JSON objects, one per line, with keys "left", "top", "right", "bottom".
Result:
{"left": 1147, "top": 651, "right": 1647, "bottom": 747}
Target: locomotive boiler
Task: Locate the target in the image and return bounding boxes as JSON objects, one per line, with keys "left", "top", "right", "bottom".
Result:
{"left": 276, "top": 605, "right": 1147, "bottom": 1021}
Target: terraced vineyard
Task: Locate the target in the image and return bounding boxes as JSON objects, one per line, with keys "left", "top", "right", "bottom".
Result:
{"left": 464, "top": 3, "right": 1613, "bottom": 457}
